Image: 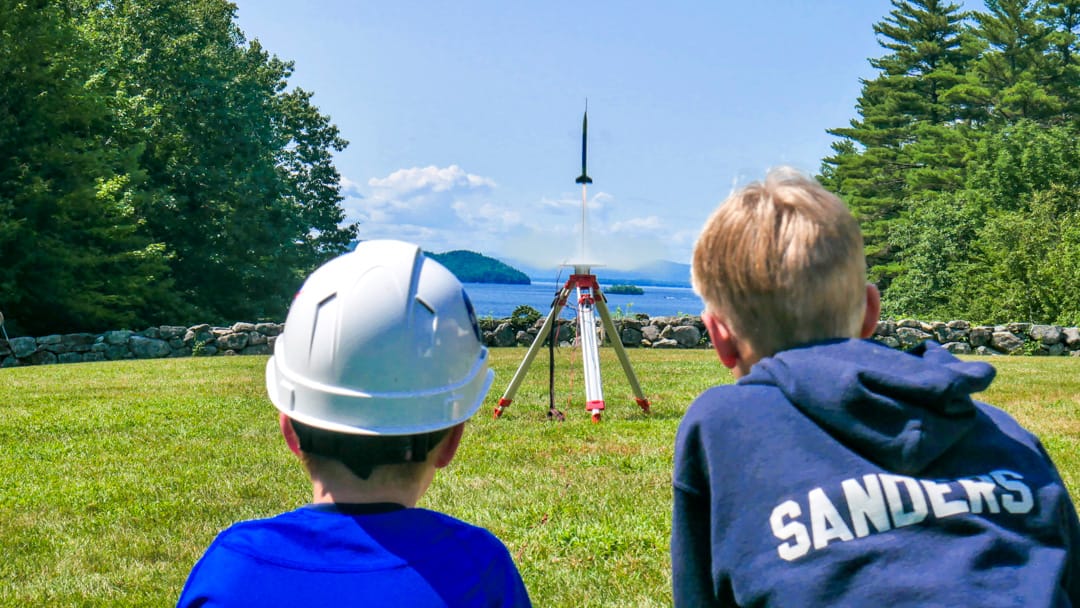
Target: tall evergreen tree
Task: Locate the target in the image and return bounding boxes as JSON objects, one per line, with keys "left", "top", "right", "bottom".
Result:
{"left": 1040, "top": 0, "right": 1080, "bottom": 118}
{"left": 823, "top": 0, "right": 973, "bottom": 287}
{"left": 971, "top": 0, "right": 1062, "bottom": 122}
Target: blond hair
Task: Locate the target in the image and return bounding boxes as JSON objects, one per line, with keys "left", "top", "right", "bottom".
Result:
{"left": 691, "top": 168, "right": 866, "bottom": 357}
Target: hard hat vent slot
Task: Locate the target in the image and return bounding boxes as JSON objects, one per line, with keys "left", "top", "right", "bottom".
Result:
{"left": 415, "top": 297, "right": 435, "bottom": 316}
{"left": 414, "top": 296, "right": 438, "bottom": 349}
{"left": 309, "top": 293, "right": 340, "bottom": 369}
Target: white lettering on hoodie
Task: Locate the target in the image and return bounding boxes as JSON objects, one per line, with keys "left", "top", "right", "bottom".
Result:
{"left": 769, "top": 470, "right": 1035, "bottom": 561}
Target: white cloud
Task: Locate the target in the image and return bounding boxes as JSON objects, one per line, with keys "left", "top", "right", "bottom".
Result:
{"left": 539, "top": 195, "right": 575, "bottom": 209}
{"left": 609, "top": 216, "right": 663, "bottom": 234}
{"left": 367, "top": 165, "right": 496, "bottom": 194}
{"left": 343, "top": 165, "right": 525, "bottom": 253}
{"left": 339, "top": 176, "right": 365, "bottom": 198}
{"left": 671, "top": 227, "right": 703, "bottom": 247}
{"left": 350, "top": 165, "right": 499, "bottom": 227}
{"left": 540, "top": 191, "right": 611, "bottom": 210}
{"left": 354, "top": 223, "right": 440, "bottom": 243}
{"left": 451, "top": 201, "right": 523, "bottom": 230}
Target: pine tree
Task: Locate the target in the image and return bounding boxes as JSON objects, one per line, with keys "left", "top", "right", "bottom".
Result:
{"left": 1040, "top": 0, "right": 1080, "bottom": 118}
{"left": 972, "top": 0, "right": 1062, "bottom": 122}
{"left": 823, "top": 0, "right": 973, "bottom": 288}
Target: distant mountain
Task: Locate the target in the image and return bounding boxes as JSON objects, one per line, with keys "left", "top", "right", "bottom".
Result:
{"left": 427, "top": 250, "right": 530, "bottom": 285}
{"left": 505, "top": 258, "right": 691, "bottom": 288}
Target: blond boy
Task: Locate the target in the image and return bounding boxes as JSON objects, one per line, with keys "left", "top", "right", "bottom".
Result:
{"left": 672, "top": 168, "right": 1080, "bottom": 607}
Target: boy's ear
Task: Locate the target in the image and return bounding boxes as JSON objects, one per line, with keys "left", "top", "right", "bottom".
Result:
{"left": 432, "top": 423, "right": 465, "bottom": 469}
{"left": 279, "top": 413, "right": 303, "bottom": 457}
{"left": 702, "top": 311, "right": 740, "bottom": 370}
{"left": 860, "top": 283, "right": 881, "bottom": 339}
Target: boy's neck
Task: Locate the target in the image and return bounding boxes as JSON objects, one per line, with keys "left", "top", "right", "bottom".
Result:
{"left": 309, "top": 463, "right": 436, "bottom": 508}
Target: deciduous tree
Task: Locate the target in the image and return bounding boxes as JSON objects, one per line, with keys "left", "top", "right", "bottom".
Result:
{"left": 0, "top": 0, "right": 170, "bottom": 334}
{"left": 78, "top": 0, "right": 356, "bottom": 324}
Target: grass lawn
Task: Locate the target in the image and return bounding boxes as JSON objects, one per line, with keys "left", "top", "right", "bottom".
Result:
{"left": 0, "top": 348, "right": 1077, "bottom": 606}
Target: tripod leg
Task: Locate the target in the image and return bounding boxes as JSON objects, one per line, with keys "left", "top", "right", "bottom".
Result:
{"left": 594, "top": 295, "right": 651, "bottom": 414}
{"left": 576, "top": 293, "right": 605, "bottom": 423}
{"left": 494, "top": 289, "right": 568, "bottom": 418}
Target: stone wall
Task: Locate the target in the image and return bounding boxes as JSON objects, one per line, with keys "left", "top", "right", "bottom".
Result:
{"left": 870, "top": 319, "right": 1080, "bottom": 356}
{"left": 479, "top": 315, "right": 709, "bottom": 350}
{"left": 2, "top": 316, "right": 1079, "bottom": 368}
{"left": 478, "top": 316, "right": 1080, "bottom": 357}
{"left": 0, "top": 323, "right": 283, "bottom": 368}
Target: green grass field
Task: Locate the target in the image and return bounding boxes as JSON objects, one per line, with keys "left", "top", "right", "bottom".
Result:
{"left": 1, "top": 349, "right": 1077, "bottom": 606}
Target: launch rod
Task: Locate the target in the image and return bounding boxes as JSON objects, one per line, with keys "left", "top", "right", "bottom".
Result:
{"left": 581, "top": 182, "right": 587, "bottom": 261}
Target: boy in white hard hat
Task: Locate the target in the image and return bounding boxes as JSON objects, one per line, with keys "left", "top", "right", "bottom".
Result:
{"left": 178, "top": 240, "right": 532, "bottom": 607}
{"left": 672, "top": 169, "right": 1080, "bottom": 606}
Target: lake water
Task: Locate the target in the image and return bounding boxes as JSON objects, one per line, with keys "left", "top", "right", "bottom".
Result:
{"left": 464, "top": 281, "right": 703, "bottom": 319}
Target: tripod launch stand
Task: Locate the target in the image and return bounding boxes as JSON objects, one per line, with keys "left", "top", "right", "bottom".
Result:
{"left": 493, "top": 106, "right": 650, "bottom": 423}
{"left": 492, "top": 264, "right": 651, "bottom": 422}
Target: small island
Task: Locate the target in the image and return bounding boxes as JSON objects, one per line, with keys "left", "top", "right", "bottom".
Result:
{"left": 604, "top": 284, "right": 644, "bottom": 295}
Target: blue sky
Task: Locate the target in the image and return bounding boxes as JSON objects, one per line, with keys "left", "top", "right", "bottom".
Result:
{"left": 231, "top": 1, "right": 907, "bottom": 268}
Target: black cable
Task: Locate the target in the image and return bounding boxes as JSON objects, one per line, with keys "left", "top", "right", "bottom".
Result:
{"left": 547, "top": 268, "right": 565, "bottom": 421}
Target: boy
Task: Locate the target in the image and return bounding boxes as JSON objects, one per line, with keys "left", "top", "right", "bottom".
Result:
{"left": 179, "top": 239, "right": 532, "bottom": 607}
{"left": 672, "top": 169, "right": 1080, "bottom": 606}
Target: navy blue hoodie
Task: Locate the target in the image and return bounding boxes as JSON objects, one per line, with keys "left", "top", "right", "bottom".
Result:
{"left": 672, "top": 339, "right": 1080, "bottom": 607}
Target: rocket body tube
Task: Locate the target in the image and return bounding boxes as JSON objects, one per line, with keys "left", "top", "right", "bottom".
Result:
{"left": 575, "top": 111, "right": 592, "bottom": 184}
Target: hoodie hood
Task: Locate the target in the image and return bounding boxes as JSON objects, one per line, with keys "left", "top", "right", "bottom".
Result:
{"left": 741, "top": 340, "right": 996, "bottom": 475}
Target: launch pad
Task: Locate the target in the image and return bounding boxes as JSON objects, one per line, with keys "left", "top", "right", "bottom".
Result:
{"left": 493, "top": 107, "right": 650, "bottom": 423}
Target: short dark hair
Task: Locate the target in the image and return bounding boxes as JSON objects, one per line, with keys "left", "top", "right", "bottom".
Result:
{"left": 289, "top": 418, "right": 451, "bottom": 480}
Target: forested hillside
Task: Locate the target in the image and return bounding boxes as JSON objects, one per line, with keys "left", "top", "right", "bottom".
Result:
{"left": 427, "top": 251, "right": 530, "bottom": 284}
{"left": 0, "top": 0, "right": 355, "bottom": 335}
{"left": 821, "top": 0, "right": 1080, "bottom": 325}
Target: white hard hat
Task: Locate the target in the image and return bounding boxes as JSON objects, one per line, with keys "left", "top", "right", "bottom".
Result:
{"left": 266, "top": 240, "right": 493, "bottom": 436}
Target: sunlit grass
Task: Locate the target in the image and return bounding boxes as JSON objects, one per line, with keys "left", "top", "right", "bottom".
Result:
{"left": 0, "top": 349, "right": 1076, "bottom": 606}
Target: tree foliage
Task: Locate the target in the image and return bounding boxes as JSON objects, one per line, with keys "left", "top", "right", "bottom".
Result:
{"left": 0, "top": 0, "right": 355, "bottom": 334}
{"left": 0, "top": 0, "right": 170, "bottom": 335}
{"left": 958, "top": 123, "right": 1080, "bottom": 324}
{"left": 825, "top": 0, "right": 1080, "bottom": 325}
{"left": 823, "top": 0, "right": 976, "bottom": 289}
{"left": 427, "top": 250, "right": 531, "bottom": 285}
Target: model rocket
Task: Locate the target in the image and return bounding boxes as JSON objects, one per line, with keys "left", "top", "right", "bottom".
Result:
{"left": 575, "top": 108, "right": 592, "bottom": 185}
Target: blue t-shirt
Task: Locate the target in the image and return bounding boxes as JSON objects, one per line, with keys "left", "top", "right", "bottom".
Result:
{"left": 178, "top": 504, "right": 531, "bottom": 607}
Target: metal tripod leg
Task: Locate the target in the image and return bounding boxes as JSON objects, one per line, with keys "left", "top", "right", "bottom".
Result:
{"left": 576, "top": 290, "right": 605, "bottom": 422}
{"left": 493, "top": 285, "right": 571, "bottom": 418}
{"left": 593, "top": 292, "right": 651, "bottom": 416}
